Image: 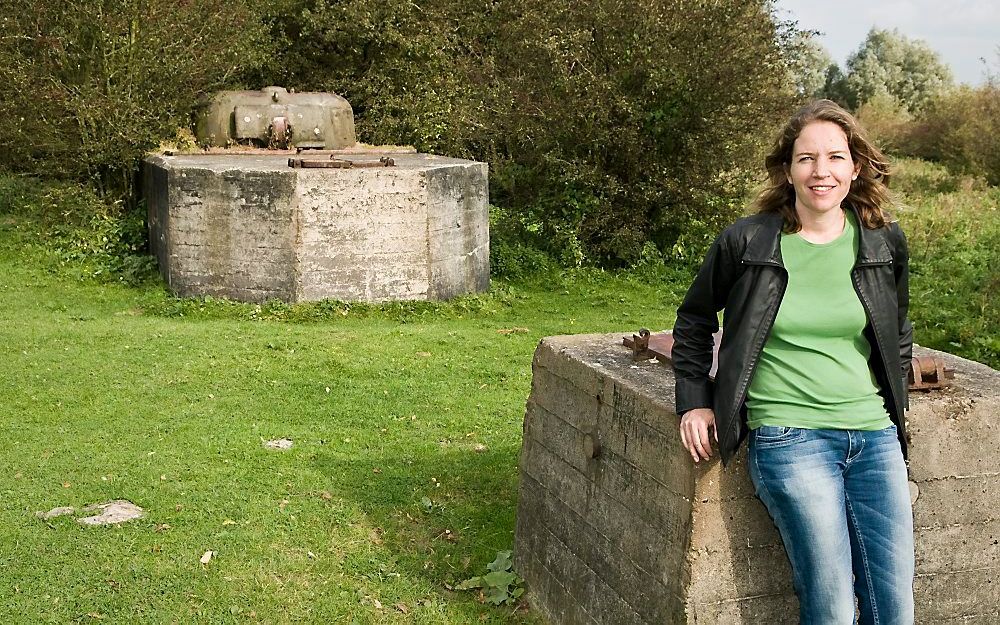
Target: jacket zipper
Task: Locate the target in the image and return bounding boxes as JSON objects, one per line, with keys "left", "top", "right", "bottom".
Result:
{"left": 727, "top": 260, "right": 788, "bottom": 437}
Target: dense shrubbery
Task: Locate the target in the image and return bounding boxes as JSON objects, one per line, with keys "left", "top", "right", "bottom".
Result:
{"left": 0, "top": 174, "right": 155, "bottom": 283}
{"left": 854, "top": 82, "right": 1000, "bottom": 186}
{"left": 2, "top": 0, "right": 800, "bottom": 268}
{"left": 0, "top": 0, "right": 275, "bottom": 203}
{"left": 260, "top": 0, "right": 801, "bottom": 265}
{"left": 904, "top": 84, "right": 1000, "bottom": 185}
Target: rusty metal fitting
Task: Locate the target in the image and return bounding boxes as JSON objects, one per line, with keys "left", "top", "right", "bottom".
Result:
{"left": 908, "top": 356, "right": 955, "bottom": 390}
{"left": 269, "top": 116, "right": 291, "bottom": 150}
{"left": 626, "top": 327, "right": 652, "bottom": 359}
{"left": 287, "top": 155, "right": 397, "bottom": 169}
{"left": 621, "top": 329, "right": 954, "bottom": 393}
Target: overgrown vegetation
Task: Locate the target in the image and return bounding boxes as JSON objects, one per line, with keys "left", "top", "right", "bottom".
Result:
{"left": 892, "top": 159, "right": 1000, "bottom": 367}
{"left": 2, "top": 0, "right": 803, "bottom": 266}
{"left": 895, "top": 83, "right": 1000, "bottom": 186}
{"left": 0, "top": 175, "right": 155, "bottom": 284}
{"left": 0, "top": 0, "right": 275, "bottom": 203}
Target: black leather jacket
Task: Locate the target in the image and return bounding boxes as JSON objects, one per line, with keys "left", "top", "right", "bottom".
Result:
{"left": 672, "top": 207, "right": 912, "bottom": 466}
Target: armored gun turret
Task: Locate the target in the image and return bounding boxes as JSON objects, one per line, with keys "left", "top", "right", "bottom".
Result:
{"left": 194, "top": 86, "right": 356, "bottom": 150}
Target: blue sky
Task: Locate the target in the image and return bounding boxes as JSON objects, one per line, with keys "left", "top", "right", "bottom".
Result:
{"left": 775, "top": 0, "right": 999, "bottom": 85}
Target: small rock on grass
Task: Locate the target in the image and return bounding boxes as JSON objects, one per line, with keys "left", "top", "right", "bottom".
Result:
{"left": 36, "top": 506, "right": 76, "bottom": 520}
{"left": 77, "top": 500, "right": 144, "bottom": 526}
{"left": 264, "top": 438, "right": 293, "bottom": 450}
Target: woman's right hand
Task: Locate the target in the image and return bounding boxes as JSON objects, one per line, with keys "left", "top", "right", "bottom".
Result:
{"left": 680, "top": 408, "right": 718, "bottom": 463}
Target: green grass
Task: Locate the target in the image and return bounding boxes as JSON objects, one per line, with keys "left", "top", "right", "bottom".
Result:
{"left": 0, "top": 210, "right": 684, "bottom": 623}
{"left": 893, "top": 158, "right": 1000, "bottom": 367}
{"left": 0, "top": 159, "right": 995, "bottom": 623}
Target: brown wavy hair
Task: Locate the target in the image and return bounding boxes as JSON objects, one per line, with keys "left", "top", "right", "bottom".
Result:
{"left": 753, "top": 99, "right": 893, "bottom": 231}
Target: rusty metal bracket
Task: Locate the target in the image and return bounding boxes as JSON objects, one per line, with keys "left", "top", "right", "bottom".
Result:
{"left": 622, "top": 329, "right": 722, "bottom": 380}
{"left": 287, "top": 156, "right": 396, "bottom": 169}
{"left": 908, "top": 356, "right": 954, "bottom": 390}
{"left": 288, "top": 157, "right": 352, "bottom": 168}
{"left": 622, "top": 329, "right": 953, "bottom": 392}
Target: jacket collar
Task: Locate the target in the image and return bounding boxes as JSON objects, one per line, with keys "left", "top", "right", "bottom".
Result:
{"left": 742, "top": 206, "right": 893, "bottom": 266}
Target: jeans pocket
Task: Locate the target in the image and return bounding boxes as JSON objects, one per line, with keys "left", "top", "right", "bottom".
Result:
{"left": 752, "top": 425, "right": 804, "bottom": 448}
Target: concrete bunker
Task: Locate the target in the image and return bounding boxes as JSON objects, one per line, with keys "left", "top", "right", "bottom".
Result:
{"left": 144, "top": 87, "right": 489, "bottom": 303}
{"left": 514, "top": 332, "right": 1000, "bottom": 623}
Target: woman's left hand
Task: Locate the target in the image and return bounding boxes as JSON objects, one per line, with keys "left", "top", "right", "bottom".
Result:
{"left": 679, "top": 408, "right": 718, "bottom": 463}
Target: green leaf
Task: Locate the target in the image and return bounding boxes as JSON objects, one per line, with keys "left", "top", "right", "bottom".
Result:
{"left": 454, "top": 576, "right": 483, "bottom": 590}
{"left": 486, "top": 550, "right": 513, "bottom": 572}
{"left": 484, "top": 584, "right": 510, "bottom": 605}
{"left": 482, "top": 571, "right": 516, "bottom": 588}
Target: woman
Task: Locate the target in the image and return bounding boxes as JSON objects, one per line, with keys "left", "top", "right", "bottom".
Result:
{"left": 671, "top": 100, "right": 914, "bottom": 624}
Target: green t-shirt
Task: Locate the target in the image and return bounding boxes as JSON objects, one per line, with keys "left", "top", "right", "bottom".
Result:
{"left": 746, "top": 211, "right": 891, "bottom": 431}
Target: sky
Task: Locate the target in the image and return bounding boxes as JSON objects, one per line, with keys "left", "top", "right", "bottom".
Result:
{"left": 775, "top": 0, "right": 999, "bottom": 85}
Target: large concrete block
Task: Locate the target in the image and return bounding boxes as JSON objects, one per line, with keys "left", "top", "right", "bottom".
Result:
{"left": 144, "top": 152, "right": 489, "bottom": 302}
{"left": 514, "top": 333, "right": 1000, "bottom": 624}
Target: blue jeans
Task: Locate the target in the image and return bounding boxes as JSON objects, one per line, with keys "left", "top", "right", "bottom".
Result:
{"left": 748, "top": 425, "right": 914, "bottom": 625}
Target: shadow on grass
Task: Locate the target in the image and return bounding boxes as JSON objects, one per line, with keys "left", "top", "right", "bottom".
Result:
{"left": 311, "top": 440, "right": 537, "bottom": 621}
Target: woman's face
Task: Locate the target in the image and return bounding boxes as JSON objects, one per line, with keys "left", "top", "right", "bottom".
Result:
{"left": 785, "top": 120, "right": 861, "bottom": 220}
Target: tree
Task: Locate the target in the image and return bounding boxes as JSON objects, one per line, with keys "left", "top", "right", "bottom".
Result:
{"left": 786, "top": 31, "right": 834, "bottom": 99}
{"left": 842, "top": 28, "right": 952, "bottom": 114}
{"left": 822, "top": 64, "right": 852, "bottom": 108}
{"left": 0, "top": 0, "right": 275, "bottom": 202}
{"left": 264, "top": 0, "right": 800, "bottom": 265}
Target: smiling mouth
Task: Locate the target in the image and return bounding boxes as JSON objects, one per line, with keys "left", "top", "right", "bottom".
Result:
{"left": 810, "top": 185, "right": 835, "bottom": 191}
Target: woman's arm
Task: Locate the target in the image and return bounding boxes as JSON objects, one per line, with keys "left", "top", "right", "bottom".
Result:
{"left": 672, "top": 230, "right": 740, "bottom": 460}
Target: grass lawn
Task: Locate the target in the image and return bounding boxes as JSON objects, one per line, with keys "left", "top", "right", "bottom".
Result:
{"left": 0, "top": 214, "right": 684, "bottom": 624}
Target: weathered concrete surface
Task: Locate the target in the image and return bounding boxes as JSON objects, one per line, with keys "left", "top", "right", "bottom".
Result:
{"left": 145, "top": 152, "right": 489, "bottom": 302}
{"left": 514, "top": 333, "right": 1000, "bottom": 624}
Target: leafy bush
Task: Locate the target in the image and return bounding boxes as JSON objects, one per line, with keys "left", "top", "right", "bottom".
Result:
{"left": 0, "top": 175, "right": 156, "bottom": 284}
{"left": 263, "top": 0, "right": 799, "bottom": 266}
{"left": 855, "top": 91, "right": 913, "bottom": 151}
{"left": 0, "top": 0, "right": 276, "bottom": 202}
{"left": 903, "top": 84, "right": 1000, "bottom": 186}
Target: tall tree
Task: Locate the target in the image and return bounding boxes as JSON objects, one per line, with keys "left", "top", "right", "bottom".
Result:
{"left": 842, "top": 28, "right": 952, "bottom": 114}
{"left": 786, "top": 31, "right": 834, "bottom": 99}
